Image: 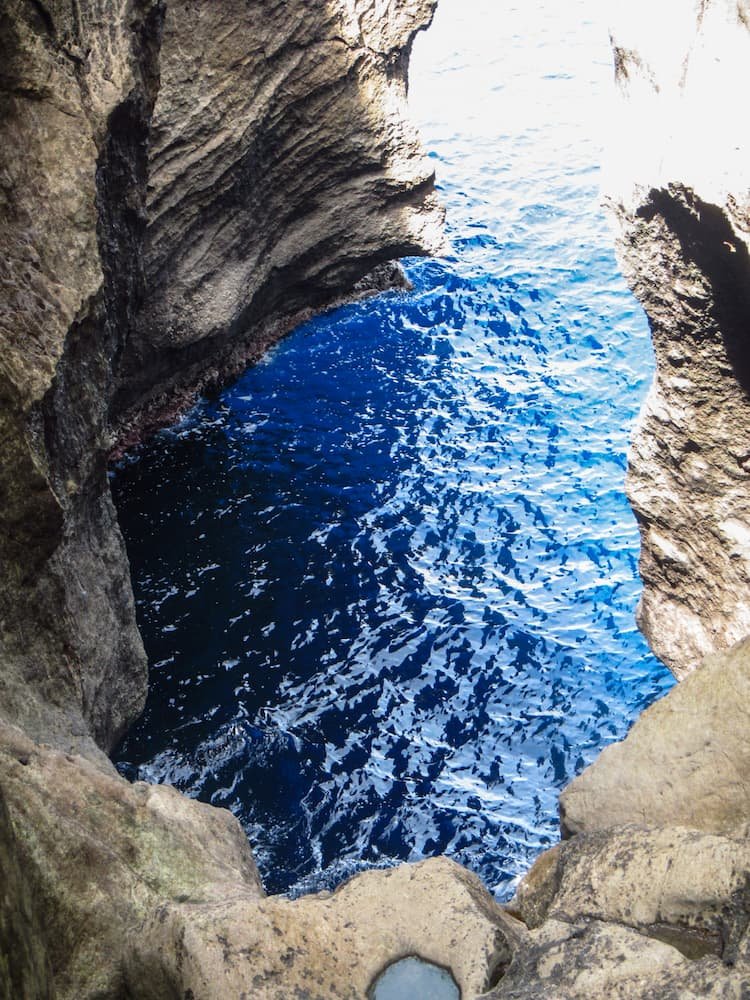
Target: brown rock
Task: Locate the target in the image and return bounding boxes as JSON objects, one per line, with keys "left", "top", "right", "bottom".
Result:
{"left": 0, "top": 0, "right": 443, "bottom": 760}
{"left": 0, "top": 721, "right": 263, "bottom": 997}
{"left": 483, "top": 919, "right": 749, "bottom": 999}
{"left": 130, "top": 858, "right": 524, "bottom": 999}
{"left": 559, "top": 638, "right": 750, "bottom": 838}
{"left": 606, "top": 0, "right": 750, "bottom": 677}
{"left": 514, "top": 825, "right": 750, "bottom": 960}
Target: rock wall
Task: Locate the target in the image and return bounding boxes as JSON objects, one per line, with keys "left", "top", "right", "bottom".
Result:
{"left": 0, "top": 0, "right": 444, "bottom": 759}
{"left": 0, "top": 2, "right": 472, "bottom": 996}
{"left": 604, "top": 0, "right": 750, "bottom": 678}
{"left": 478, "top": 4, "right": 750, "bottom": 994}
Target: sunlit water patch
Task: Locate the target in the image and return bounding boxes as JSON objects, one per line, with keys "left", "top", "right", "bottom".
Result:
{"left": 112, "top": 0, "right": 674, "bottom": 898}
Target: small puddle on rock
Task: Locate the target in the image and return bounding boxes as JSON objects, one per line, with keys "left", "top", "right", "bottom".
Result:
{"left": 369, "top": 956, "right": 460, "bottom": 999}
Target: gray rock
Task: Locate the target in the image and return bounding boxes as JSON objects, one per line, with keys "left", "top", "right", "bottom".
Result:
{"left": 0, "top": 718, "right": 521, "bottom": 999}
{"left": 512, "top": 825, "right": 750, "bottom": 961}
{"left": 0, "top": 0, "right": 443, "bottom": 760}
{"left": 502, "top": 639, "right": 750, "bottom": 999}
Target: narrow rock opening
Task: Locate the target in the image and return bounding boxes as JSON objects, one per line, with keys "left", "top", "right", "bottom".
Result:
{"left": 110, "top": 0, "right": 672, "bottom": 901}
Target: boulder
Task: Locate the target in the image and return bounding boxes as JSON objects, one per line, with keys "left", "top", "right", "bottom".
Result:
{"left": 130, "top": 858, "right": 525, "bottom": 1000}
{"left": 559, "top": 638, "right": 750, "bottom": 837}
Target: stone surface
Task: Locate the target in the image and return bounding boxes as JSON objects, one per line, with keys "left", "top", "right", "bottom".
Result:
{"left": 0, "top": 721, "right": 264, "bottom": 998}
{"left": 129, "top": 857, "right": 524, "bottom": 1000}
{"left": 0, "top": 0, "right": 157, "bottom": 760}
{"left": 559, "top": 637, "right": 750, "bottom": 838}
{"left": 483, "top": 919, "right": 750, "bottom": 999}
{"left": 499, "top": 639, "right": 750, "bottom": 999}
{"left": 115, "top": 0, "right": 446, "bottom": 419}
{"left": 512, "top": 825, "right": 750, "bottom": 960}
{"left": 0, "top": 0, "right": 443, "bottom": 759}
{"left": 4, "top": 1, "right": 750, "bottom": 997}
{"left": 605, "top": 0, "right": 750, "bottom": 677}
{"left": 0, "top": 716, "right": 520, "bottom": 1000}
{"left": 0, "top": 781, "right": 52, "bottom": 1000}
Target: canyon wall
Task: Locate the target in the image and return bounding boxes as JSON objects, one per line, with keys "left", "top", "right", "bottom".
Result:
{"left": 0, "top": 0, "right": 444, "bottom": 760}
{"left": 3, "top": 0, "right": 750, "bottom": 996}
{"left": 604, "top": 0, "right": 750, "bottom": 678}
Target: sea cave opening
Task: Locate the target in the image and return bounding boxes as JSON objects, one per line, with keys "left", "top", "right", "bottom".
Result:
{"left": 111, "top": 0, "right": 674, "bottom": 899}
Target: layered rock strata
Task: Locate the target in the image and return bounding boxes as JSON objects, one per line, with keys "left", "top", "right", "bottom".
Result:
{"left": 0, "top": 0, "right": 444, "bottom": 759}
{"left": 604, "top": 0, "right": 750, "bottom": 678}
{"left": 0, "top": 2, "right": 480, "bottom": 997}
{"left": 4, "top": 0, "right": 750, "bottom": 996}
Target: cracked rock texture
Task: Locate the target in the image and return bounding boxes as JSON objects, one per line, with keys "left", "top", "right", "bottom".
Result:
{"left": 604, "top": 0, "right": 750, "bottom": 678}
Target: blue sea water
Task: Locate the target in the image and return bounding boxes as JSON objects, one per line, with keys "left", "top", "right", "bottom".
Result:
{"left": 112, "top": 0, "right": 674, "bottom": 899}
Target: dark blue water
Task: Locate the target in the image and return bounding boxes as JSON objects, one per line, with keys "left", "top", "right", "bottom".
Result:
{"left": 112, "top": 0, "right": 673, "bottom": 899}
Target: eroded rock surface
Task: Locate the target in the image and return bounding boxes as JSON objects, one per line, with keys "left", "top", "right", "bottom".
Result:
{"left": 0, "top": 2, "right": 472, "bottom": 997}
{"left": 0, "top": 715, "right": 520, "bottom": 1000}
{"left": 606, "top": 0, "right": 750, "bottom": 677}
{"left": 559, "top": 636, "right": 750, "bottom": 837}
{"left": 130, "top": 858, "right": 523, "bottom": 1000}
{"left": 4, "top": 0, "right": 750, "bottom": 996}
{"left": 0, "top": 0, "right": 443, "bottom": 760}
{"left": 491, "top": 639, "right": 750, "bottom": 999}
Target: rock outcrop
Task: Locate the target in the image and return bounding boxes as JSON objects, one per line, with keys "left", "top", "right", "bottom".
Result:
{"left": 604, "top": 0, "right": 750, "bottom": 678}
{"left": 0, "top": 0, "right": 444, "bottom": 762}
{"left": 4, "top": 0, "right": 750, "bottom": 996}
{"left": 489, "top": 638, "right": 750, "bottom": 998}
{"left": 0, "top": 716, "right": 520, "bottom": 998}
{"left": 0, "top": 2, "right": 476, "bottom": 996}
{"left": 485, "top": 4, "right": 750, "bottom": 991}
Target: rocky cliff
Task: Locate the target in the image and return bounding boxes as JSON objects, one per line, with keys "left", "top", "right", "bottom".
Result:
{"left": 0, "top": 0, "right": 444, "bottom": 761}
{"left": 3, "top": 0, "right": 750, "bottom": 996}
{"left": 0, "top": 1, "right": 480, "bottom": 996}
{"left": 604, "top": 0, "right": 750, "bottom": 679}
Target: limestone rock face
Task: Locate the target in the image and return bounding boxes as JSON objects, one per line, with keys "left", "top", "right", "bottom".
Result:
{"left": 605, "top": 0, "right": 750, "bottom": 677}
{"left": 482, "top": 919, "right": 750, "bottom": 1000}
{"left": 494, "top": 639, "right": 750, "bottom": 999}
{"left": 117, "top": 0, "right": 445, "bottom": 417}
{"left": 0, "top": 3, "right": 460, "bottom": 996}
{"left": 0, "top": 0, "right": 160, "bottom": 760}
{"left": 558, "top": 637, "right": 750, "bottom": 837}
{"left": 0, "top": 0, "right": 443, "bottom": 757}
{"left": 0, "top": 721, "right": 264, "bottom": 998}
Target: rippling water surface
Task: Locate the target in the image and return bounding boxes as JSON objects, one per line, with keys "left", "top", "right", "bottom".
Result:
{"left": 113, "top": 0, "right": 674, "bottom": 898}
